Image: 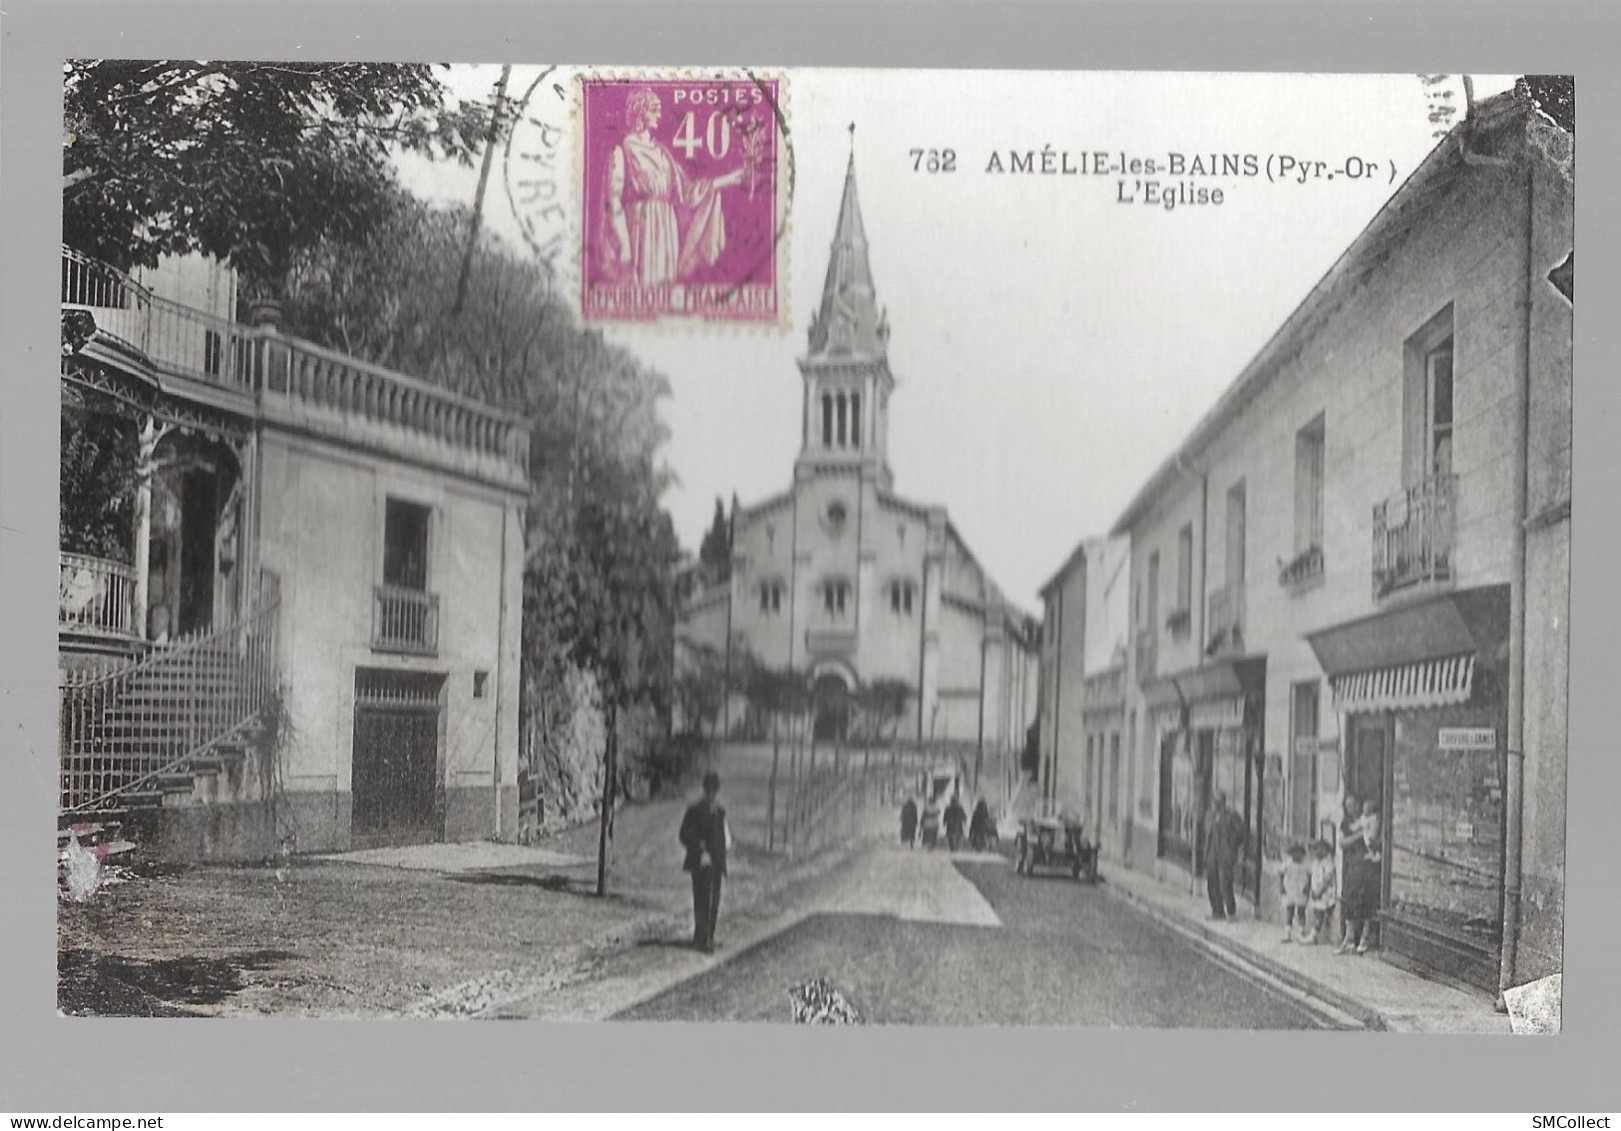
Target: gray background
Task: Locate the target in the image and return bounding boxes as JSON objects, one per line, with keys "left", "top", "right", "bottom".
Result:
{"left": 2, "top": 0, "right": 1616, "bottom": 1113}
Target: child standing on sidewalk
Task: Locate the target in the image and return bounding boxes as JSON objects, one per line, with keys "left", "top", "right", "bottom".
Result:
{"left": 1279, "top": 843, "right": 1312, "bottom": 943}
{"left": 1306, "top": 839, "right": 1337, "bottom": 945}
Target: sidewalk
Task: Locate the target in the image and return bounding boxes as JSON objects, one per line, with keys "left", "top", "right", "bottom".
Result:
{"left": 1099, "top": 861, "right": 1513, "bottom": 1033}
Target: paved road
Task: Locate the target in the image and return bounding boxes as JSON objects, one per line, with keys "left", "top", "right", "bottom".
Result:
{"left": 616, "top": 845, "right": 1332, "bottom": 1028}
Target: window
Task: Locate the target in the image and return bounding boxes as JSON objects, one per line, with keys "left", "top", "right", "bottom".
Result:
{"left": 1402, "top": 305, "right": 1455, "bottom": 489}
{"left": 1225, "top": 480, "right": 1247, "bottom": 586}
{"left": 822, "top": 580, "right": 850, "bottom": 617}
{"left": 1176, "top": 523, "right": 1193, "bottom": 614}
{"left": 383, "top": 499, "right": 431, "bottom": 590}
{"left": 836, "top": 393, "right": 848, "bottom": 447}
{"left": 1294, "top": 414, "right": 1326, "bottom": 554}
{"left": 766, "top": 525, "right": 776, "bottom": 555}
{"left": 204, "top": 330, "right": 223, "bottom": 377}
{"left": 822, "top": 394, "right": 834, "bottom": 447}
{"left": 759, "top": 581, "right": 783, "bottom": 614}
{"left": 1145, "top": 551, "right": 1160, "bottom": 634}
{"left": 826, "top": 500, "right": 848, "bottom": 530}
{"left": 1428, "top": 338, "right": 1454, "bottom": 479}
{"left": 851, "top": 393, "right": 862, "bottom": 450}
{"left": 890, "top": 580, "right": 916, "bottom": 615}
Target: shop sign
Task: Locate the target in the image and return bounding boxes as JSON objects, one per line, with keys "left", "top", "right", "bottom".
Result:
{"left": 1438, "top": 726, "right": 1496, "bottom": 751}
{"left": 1293, "top": 735, "right": 1340, "bottom": 757}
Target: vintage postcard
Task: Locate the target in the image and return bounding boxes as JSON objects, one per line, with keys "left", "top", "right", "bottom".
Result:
{"left": 54, "top": 64, "right": 1572, "bottom": 1032}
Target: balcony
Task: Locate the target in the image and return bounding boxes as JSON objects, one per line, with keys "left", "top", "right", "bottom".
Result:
{"left": 1206, "top": 583, "right": 1246, "bottom": 657}
{"left": 805, "top": 624, "right": 857, "bottom": 658}
{"left": 1133, "top": 627, "right": 1157, "bottom": 685}
{"left": 1372, "top": 475, "right": 1456, "bottom": 600}
{"left": 1082, "top": 666, "right": 1127, "bottom": 713}
{"left": 61, "top": 247, "right": 530, "bottom": 489}
{"left": 59, "top": 552, "right": 137, "bottom": 639}
{"left": 1278, "top": 544, "right": 1325, "bottom": 592}
{"left": 373, "top": 585, "right": 441, "bottom": 656}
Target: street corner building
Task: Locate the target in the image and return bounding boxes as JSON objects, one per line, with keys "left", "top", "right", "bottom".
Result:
{"left": 58, "top": 249, "right": 529, "bottom": 859}
{"left": 1035, "top": 89, "right": 1572, "bottom": 995}
{"left": 676, "top": 153, "right": 1042, "bottom": 765}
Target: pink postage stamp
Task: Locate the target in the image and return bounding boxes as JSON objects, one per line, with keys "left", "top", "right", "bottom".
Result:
{"left": 579, "top": 74, "right": 786, "bottom": 327}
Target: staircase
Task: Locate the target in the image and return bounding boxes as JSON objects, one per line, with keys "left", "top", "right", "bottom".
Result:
{"left": 59, "top": 573, "right": 280, "bottom": 828}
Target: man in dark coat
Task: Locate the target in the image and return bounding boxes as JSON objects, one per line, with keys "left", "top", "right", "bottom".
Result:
{"left": 1205, "top": 790, "right": 1247, "bottom": 920}
{"left": 679, "top": 771, "right": 728, "bottom": 952}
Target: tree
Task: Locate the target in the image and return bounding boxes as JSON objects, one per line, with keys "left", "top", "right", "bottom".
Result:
{"left": 62, "top": 61, "right": 501, "bottom": 296}
{"left": 59, "top": 389, "right": 138, "bottom": 563}
{"left": 697, "top": 497, "right": 732, "bottom": 587}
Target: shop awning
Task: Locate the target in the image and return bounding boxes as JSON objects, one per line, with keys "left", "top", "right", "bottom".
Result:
{"left": 1330, "top": 653, "right": 1476, "bottom": 714}
{"left": 1174, "top": 656, "right": 1267, "bottom": 705}
{"left": 1141, "top": 674, "right": 1183, "bottom": 710}
{"left": 1306, "top": 586, "right": 1509, "bottom": 678}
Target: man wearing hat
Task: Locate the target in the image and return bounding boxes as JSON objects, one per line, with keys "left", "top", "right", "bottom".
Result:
{"left": 679, "top": 770, "right": 730, "bottom": 952}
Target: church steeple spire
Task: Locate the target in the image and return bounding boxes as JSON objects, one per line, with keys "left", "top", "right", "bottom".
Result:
{"left": 807, "top": 140, "right": 889, "bottom": 361}
{"left": 797, "top": 134, "right": 896, "bottom": 490}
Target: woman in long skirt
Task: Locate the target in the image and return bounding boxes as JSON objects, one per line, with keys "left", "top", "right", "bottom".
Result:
{"left": 1338, "top": 794, "right": 1382, "bottom": 954}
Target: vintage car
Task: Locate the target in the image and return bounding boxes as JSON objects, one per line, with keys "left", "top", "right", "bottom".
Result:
{"left": 1014, "top": 816, "right": 1099, "bottom": 882}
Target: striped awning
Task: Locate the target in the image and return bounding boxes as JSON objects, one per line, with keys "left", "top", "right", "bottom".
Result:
{"left": 1330, "top": 654, "right": 1475, "bottom": 715}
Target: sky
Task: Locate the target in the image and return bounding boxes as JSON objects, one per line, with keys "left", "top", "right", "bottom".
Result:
{"left": 401, "top": 68, "right": 1515, "bottom": 613}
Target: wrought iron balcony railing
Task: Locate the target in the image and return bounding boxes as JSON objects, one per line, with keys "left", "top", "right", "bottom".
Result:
{"left": 373, "top": 585, "right": 441, "bottom": 656}
{"left": 1372, "top": 474, "right": 1456, "bottom": 599}
{"left": 58, "top": 552, "right": 137, "bottom": 638}
{"left": 1278, "top": 544, "right": 1325, "bottom": 591}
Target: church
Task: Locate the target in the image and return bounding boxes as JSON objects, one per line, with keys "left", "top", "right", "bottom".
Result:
{"left": 678, "top": 152, "right": 1041, "bottom": 757}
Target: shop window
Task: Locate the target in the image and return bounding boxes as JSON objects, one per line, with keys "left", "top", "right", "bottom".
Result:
{"left": 1289, "top": 680, "right": 1320, "bottom": 840}
{"left": 1108, "top": 733, "right": 1121, "bottom": 821}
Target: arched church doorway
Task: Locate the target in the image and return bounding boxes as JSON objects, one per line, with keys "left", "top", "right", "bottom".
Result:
{"left": 812, "top": 672, "right": 853, "bottom": 743}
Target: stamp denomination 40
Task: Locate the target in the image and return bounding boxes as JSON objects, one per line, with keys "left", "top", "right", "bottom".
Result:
{"left": 580, "top": 74, "right": 786, "bottom": 327}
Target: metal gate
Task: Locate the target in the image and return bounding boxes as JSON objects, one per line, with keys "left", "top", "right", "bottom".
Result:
{"left": 351, "top": 668, "right": 445, "bottom": 848}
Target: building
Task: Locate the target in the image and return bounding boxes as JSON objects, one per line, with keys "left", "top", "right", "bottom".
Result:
{"left": 1036, "top": 536, "right": 1129, "bottom": 847}
{"left": 59, "top": 246, "right": 529, "bottom": 858}
{"left": 678, "top": 154, "right": 1041, "bottom": 776}
{"left": 1081, "top": 88, "right": 1570, "bottom": 995}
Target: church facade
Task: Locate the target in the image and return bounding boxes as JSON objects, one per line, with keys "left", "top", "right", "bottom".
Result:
{"left": 678, "top": 156, "right": 1040, "bottom": 756}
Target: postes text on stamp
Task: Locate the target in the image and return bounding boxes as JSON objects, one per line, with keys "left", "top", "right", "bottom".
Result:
{"left": 580, "top": 74, "right": 785, "bottom": 327}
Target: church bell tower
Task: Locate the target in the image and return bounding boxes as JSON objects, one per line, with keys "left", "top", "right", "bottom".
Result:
{"left": 796, "top": 142, "right": 895, "bottom": 490}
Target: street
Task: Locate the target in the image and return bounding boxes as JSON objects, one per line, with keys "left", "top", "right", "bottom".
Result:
{"left": 617, "top": 843, "right": 1336, "bottom": 1029}
{"left": 57, "top": 742, "right": 1344, "bottom": 1027}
